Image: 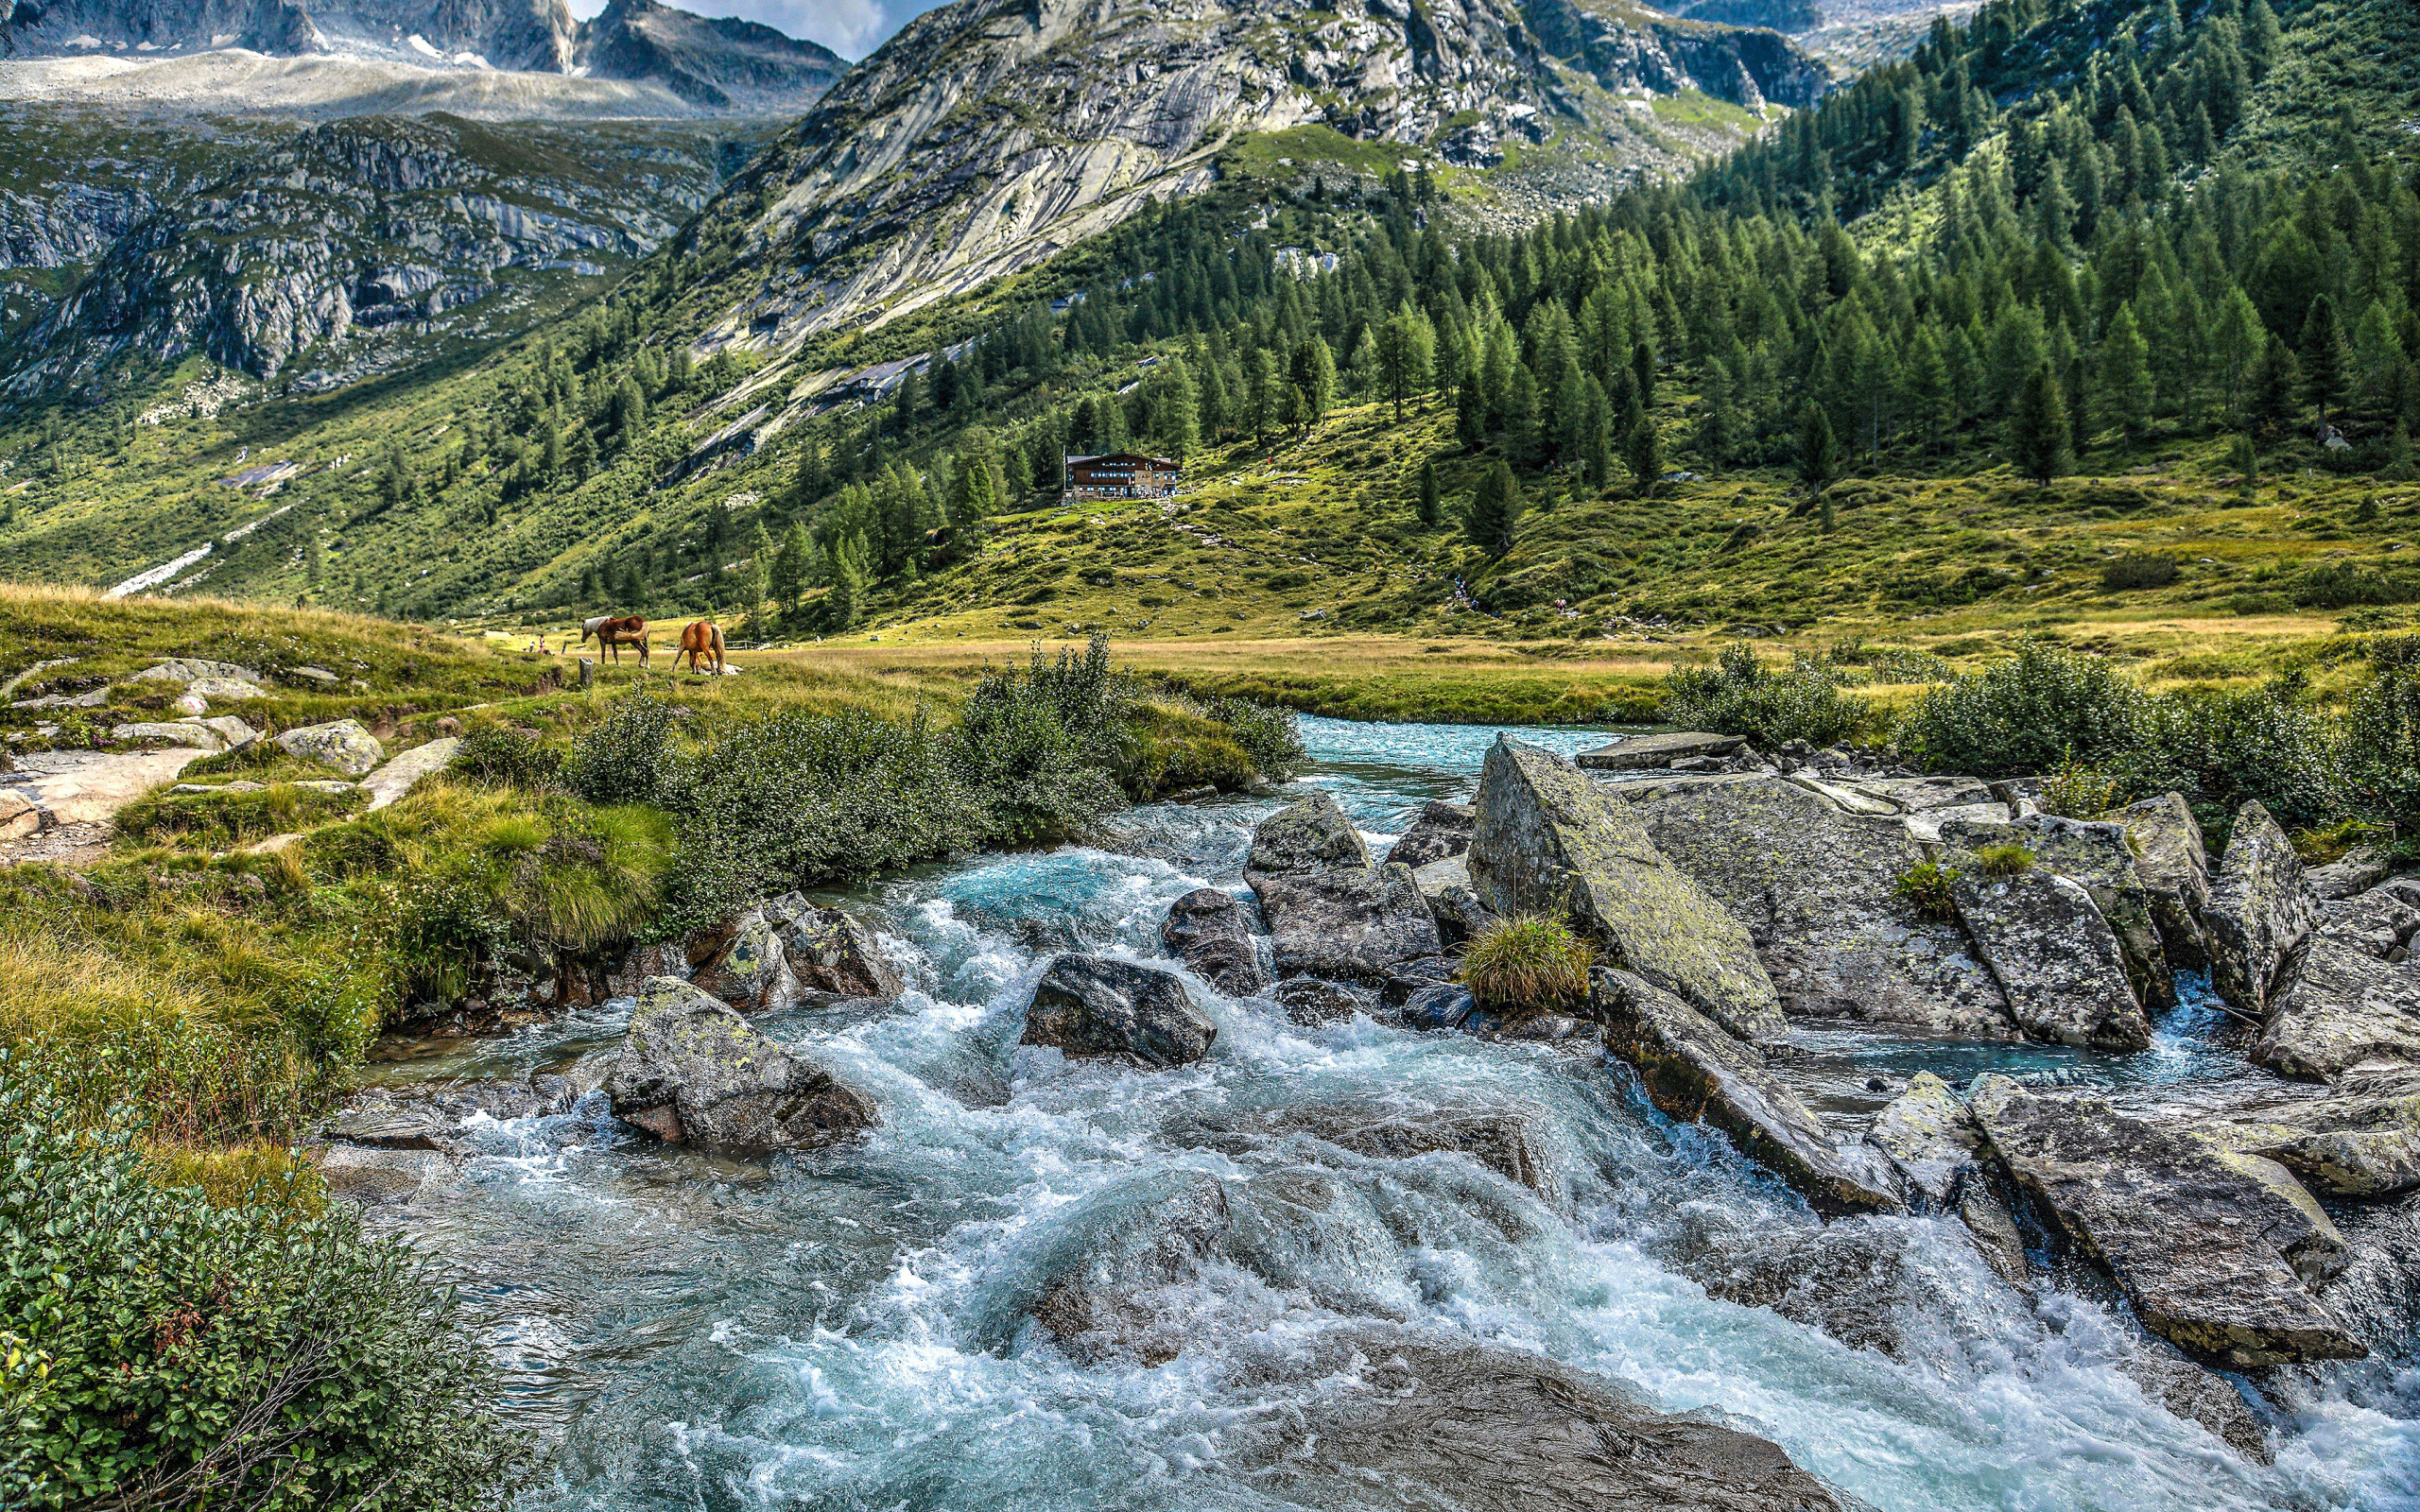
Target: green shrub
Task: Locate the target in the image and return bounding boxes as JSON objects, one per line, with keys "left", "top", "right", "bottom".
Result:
{"left": 2038, "top": 751, "right": 2122, "bottom": 818}
{"left": 1203, "top": 693, "right": 1305, "bottom": 779}
{"left": 1893, "top": 862, "right": 1961, "bottom": 920}
{"left": 0, "top": 1054, "right": 529, "bottom": 1510}
{"left": 1461, "top": 915, "right": 1594, "bottom": 1012}
{"left": 561, "top": 693, "right": 676, "bottom": 806}
{"left": 2340, "top": 661, "right": 2420, "bottom": 854}
{"left": 2293, "top": 559, "right": 2420, "bottom": 610}
{"left": 954, "top": 634, "right": 1130, "bottom": 842}
{"left": 2100, "top": 554, "right": 2179, "bottom": 592}
{"left": 1664, "top": 644, "right": 1864, "bottom": 747}
{"left": 1973, "top": 842, "right": 2034, "bottom": 876}
{"left": 2117, "top": 682, "right": 2341, "bottom": 840}
{"left": 1898, "top": 641, "right": 2143, "bottom": 776}
{"left": 453, "top": 724, "right": 562, "bottom": 790}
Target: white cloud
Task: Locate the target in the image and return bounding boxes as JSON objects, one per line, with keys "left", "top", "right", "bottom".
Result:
{"left": 565, "top": 0, "right": 929, "bottom": 59}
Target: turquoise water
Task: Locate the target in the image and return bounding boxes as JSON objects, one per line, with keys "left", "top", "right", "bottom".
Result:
{"left": 376, "top": 717, "right": 2420, "bottom": 1511}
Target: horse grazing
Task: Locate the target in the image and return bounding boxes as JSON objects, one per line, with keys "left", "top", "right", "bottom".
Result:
{"left": 580, "top": 613, "right": 649, "bottom": 666}
{"left": 677, "top": 619, "right": 726, "bottom": 676}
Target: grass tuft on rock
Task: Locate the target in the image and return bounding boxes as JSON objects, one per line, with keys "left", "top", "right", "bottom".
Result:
{"left": 1461, "top": 915, "right": 1594, "bottom": 1013}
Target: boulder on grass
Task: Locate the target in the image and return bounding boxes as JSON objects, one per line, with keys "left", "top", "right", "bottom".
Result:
{"left": 1967, "top": 1076, "right": 2360, "bottom": 1367}
{"left": 1158, "top": 887, "right": 1269, "bottom": 994}
{"left": 2251, "top": 936, "right": 2420, "bottom": 1080}
{"left": 1625, "top": 774, "right": 2014, "bottom": 1040}
{"left": 1021, "top": 954, "right": 1217, "bottom": 1068}
{"left": 605, "top": 976, "right": 877, "bottom": 1153}
{"left": 273, "top": 717, "right": 386, "bottom": 777}
{"left": 2203, "top": 800, "right": 2317, "bottom": 1015}
{"left": 1253, "top": 863, "right": 1443, "bottom": 984}
{"left": 764, "top": 893, "right": 905, "bottom": 1002}
{"left": 1471, "top": 738, "right": 1785, "bottom": 1041}
{"left": 1592, "top": 968, "right": 1898, "bottom": 1216}
{"left": 1950, "top": 868, "right": 2152, "bottom": 1050}
{"left": 1246, "top": 790, "right": 1370, "bottom": 880}
{"left": 1388, "top": 799, "right": 1476, "bottom": 870}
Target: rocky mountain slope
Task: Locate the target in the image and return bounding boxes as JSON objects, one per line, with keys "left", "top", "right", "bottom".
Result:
{"left": 683, "top": 0, "right": 1826, "bottom": 357}
{"left": 0, "top": 0, "right": 844, "bottom": 112}
{"left": 1, "top": 110, "right": 764, "bottom": 395}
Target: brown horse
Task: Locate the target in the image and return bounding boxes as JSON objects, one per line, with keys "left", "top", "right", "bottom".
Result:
{"left": 580, "top": 613, "right": 649, "bottom": 666}
{"left": 678, "top": 619, "right": 726, "bottom": 676}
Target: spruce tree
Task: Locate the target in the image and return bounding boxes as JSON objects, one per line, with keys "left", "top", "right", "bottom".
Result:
{"left": 1417, "top": 459, "right": 1442, "bottom": 527}
{"left": 1624, "top": 414, "right": 1665, "bottom": 498}
{"left": 2301, "top": 294, "right": 2350, "bottom": 429}
{"left": 2010, "top": 364, "right": 2072, "bottom": 486}
{"left": 1797, "top": 403, "right": 1841, "bottom": 493}
{"left": 2230, "top": 434, "right": 2260, "bottom": 496}
{"left": 1462, "top": 461, "right": 1523, "bottom": 558}
{"left": 2097, "top": 302, "right": 2154, "bottom": 451}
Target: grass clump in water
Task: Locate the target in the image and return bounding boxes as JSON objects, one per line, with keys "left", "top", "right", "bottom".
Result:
{"left": 1461, "top": 915, "right": 1593, "bottom": 1013}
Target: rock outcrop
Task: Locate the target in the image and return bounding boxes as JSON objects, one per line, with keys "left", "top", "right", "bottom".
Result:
{"left": 1020, "top": 954, "right": 1217, "bottom": 1068}
{"left": 690, "top": 906, "right": 798, "bottom": 1012}
{"left": 1949, "top": 868, "right": 2152, "bottom": 1050}
{"left": 274, "top": 716, "right": 385, "bottom": 776}
{"left": 1386, "top": 799, "right": 1475, "bottom": 870}
{"left": 1158, "top": 886, "right": 1269, "bottom": 994}
{"left": 2252, "top": 935, "right": 2420, "bottom": 1079}
{"left": 2204, "top": 800, "right": 2317, "bottom": 1015}
{"left": 1245, "top": 790, "right": 1370, "bottom": 879}
{"left": 764, "top": 893, "right": 904, "bottom": 1003}
{"left": 2109, "top": 793, "right": 2215, "bottom": 972}
{"left": 1471, "top": 740, "right": 1785, "bottom": 1041}
{"left": 1184, "top": 1099, "right": 1560, "bottom": 1203}
{"left": 1864, "top": 1072, "right": 2029, "bottom": 1282}
{"left": 1593, "top": 968, "right": 1897, "bottom": 1216}
{"left": 1575, "top": 730, "right": 1748, "bottom": 771}
{"left": 1409, "top": 853, "right": 1495, "bottom": 944}
{"left": 1253, "top": 863, "right": 1443, "bottom": 985}
{"left": 605, "top": 976, "right": 877, "bottom": 1153}
{"left": 361, "top": 735, "right": 459, "bottom": 811}
{"left": 1967, "top": 1076, "right": 2361, "bottom": 1366}
{"left": 2203, "top": 1068, "right": 2420, "bottom": 1198}
{"left": 1625, "top": 773, "right": 2014, "bottom": 1039}
{"left": 1942, "top": 813, "right": 2174, "bottom": 1011}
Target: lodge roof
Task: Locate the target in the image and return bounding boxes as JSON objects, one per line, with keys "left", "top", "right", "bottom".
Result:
{"left": 1066, "top": 452, "right": 1181, "bottom": 469}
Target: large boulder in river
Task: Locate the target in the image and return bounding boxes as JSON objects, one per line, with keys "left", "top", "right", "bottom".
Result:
{"left": 1941, "top": 813, "right": 2174, "bottom": 1012}
{"left": 273, "top": 717, "right": 385, "bottom": 777}
{"left": 1624, "top": 774, "right": 2014, "bottom": 1040}
{"left": 1024, "top": 1169, "right": 1233, "bottom": 1365}
{"left": 2204, "top": 800, "right": 2318, "bottom": 1015}
{"left": 1021, "top": 954, "right": 1217, "bottom": 1068}
{"left": 1387, "top": 799, "right": 1475, "bottom": 870}
{"left": 690, "top": 907, "right": 800, "bottom": 1013}
{"left": 605, "top": 976, "right": 878, "bottom": 1153}
{"left": 1245, "top": 790, "right": 1370, "bottom": 879}
{"left": 1949, "top": 868, "right": 2152, "bottom": 1050}
{"left": 2202, "top": 1066, "right": 2420, "bottom": 1198}
{"left": 1158, "top": 887, "right": 1269, "bottom": 994}
{"left": 1471, "top": 738, "right": 1785, "bottom": 1041}
{"left": 1218, "top": 1327, "right": 1851, "bottom": 1512}
{"left": 1409, "top": 854, "right": 1495, "bottom": 944}
{"left": 763, "top": 893, "right": 904, "bottom": 1003}
{"left": 2250, "top": 936, "right": 2420, "bottom": 1079}
{"left": 1253, "top": 863, "right": 1443, "bottom": 984}
{"left": 1864, "top": 1072, "right": 2028, "bottom": 1283}
{"left": 1592, "top": 968, "right": 1898, "bottom": 1216}
{"left": 1967, "top": 1076, "right": 2361, "bottom": 1366}
{"left": 2108, "top": 793, "right": 2214, "bottom": 973}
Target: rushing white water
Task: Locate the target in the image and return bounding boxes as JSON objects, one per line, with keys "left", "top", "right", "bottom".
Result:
{"left": 372, "top": 717, "right": 2420, "bottom": 1511}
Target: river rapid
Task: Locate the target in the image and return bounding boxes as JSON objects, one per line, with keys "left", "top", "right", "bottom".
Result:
{"left": 366, "top": 717, "right": 2420, "bottom": 1511}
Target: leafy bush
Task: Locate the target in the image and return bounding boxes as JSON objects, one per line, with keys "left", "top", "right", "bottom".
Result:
{"left": 2038, "top": 751, "right": 2122, "bottom": 817}
{"left": 2100, "top": 554, "right": 2179, "bottom": 592}
{"left": 1898, "top": 641, "right": 2143, "bottom": 776}
{"left": 1461, "top": 915, "right": 1593, "bottom": 1012}
{"left": 2340, "top": 661, "right": 2420, "bottom": 853}
{"left": 452, "top": 724, "right": 562, "bottom": 790}
{"left": 1664, "top": 644, "right": 1864, "bottom": 747}
{"left": 2117, "top": 681, "right": 2341, "bottom": 840}
{"left": 0, "top": 1054, "right": 529, "bottom": 1510}
{"left": 2293, "top": 559, "right": 2420, "bottom": 610}
{"left": 561, "top": 693, "right": 676, "bottom": 806}
{"left": 954, "top": 635, "right": 1131, "bottom": 842}
{"left": 1202, "top": 694, "right": 1304, "bottom": 779}
{"left": 1893, "top": 862, "right": 1961, "bottom": 920}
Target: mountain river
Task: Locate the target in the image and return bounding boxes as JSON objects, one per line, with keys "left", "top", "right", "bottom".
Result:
{"left": 365, "top": 716, "right": 2420, "bottom": 1511}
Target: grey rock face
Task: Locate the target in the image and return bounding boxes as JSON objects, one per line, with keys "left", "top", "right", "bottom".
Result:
{"left": 691, "top": 907, "right": 798, "bottom": 1012}
{"left": 1950, "top": 868, "right": 2152, "bottom": 1051}
{"left": 1865, "top": 1071, "right": 1986, "bottom": 1209}
{"left": 605, "top": 975, "right": 877, "bottom": 1153}
{"left": 1252, "top": 863, "right": 1443, "bottom": 985}
{"left": 1943, "top": 813, "right": 2174, "bottom": 1011}
{"left": 1184, "top": 1099, "right": 1560, "bottom": 1202}
{"left": 1592, "top": 968, "right": 1898, "bottom": 1216}
{"left": 273, "top": 716, "right": 385, "bottom": 776}
{"left": 1574, "top": 730, "right": 1746, "bottom": 771}
{"left": 763, "top": 892, "right": 904, "bottom": 1002}
{"left": 1967, "top": 1076, "right": 2361, "bottom": 1366}
{"left": 2252, "top": 936, "right": 2420, "bottom": 1080}
{"left": 112, "top": 721, "right": 224, "bottom": 750}
{"left": 1626, "top": 774, "right": 2013, "bottom": 1039}
{"left": 2307, "top": 846, "right": 2394, "bottom": 902}
{"left": 2204, "top": 800, "right": 2318, "bottom": 1015}
{"left": 2312, "top": 888, "right": 2420, "bottom": 958}
{"left": 2110, "top": 793, "right": 2214, "bottom": 973}
{"left": 1158, "top": 886, "right": 1269, "bottom": 995}
{"left": 362, "top": 735, "right": 458, "bottom": 811}
{"left": 1218, "top": 1328, "right": 1850, "bottom": 1512}
{"left": 1472, "top": 738, "right": 1785, "bottom": 1041}
{"left": 1409, "top": 852, "right": 1495, "bottom": 944}
{"left": 1401, "top": 981, "right": 1477, "bottom": 1031}
{"left": 1020, "top": 953, "right": 1216, "bottom": 1068}
{"left": 1386, "top": 799, "right": 1475, "bottom": 870}
{"left": 1025, "top": 1169, "right": 1232, "bottom": 1364}
{"left": 1246, "top": 790, "right": 1371, "bottom": 879}
{"left": 2203, "top": 1071, "right": 2420, "bottom": 1198}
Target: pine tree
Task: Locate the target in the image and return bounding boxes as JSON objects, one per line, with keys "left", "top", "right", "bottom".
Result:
{"left": 1624, "top": 414, "right": 1665, "bottom": 498}
{"left": 1417, "top": 458, "right": 1442, "bottom": 527}
{"left": 2302, "top": 294, "right": 2350, "bottom": 429}
{"left": 1797, "top": 403, "right": 1841, "bottom": 492}
{"left": 2230, "top": 433, "right": 2260, "bottom": 496}
{"left": 771, "top": 521, "right": 810, "bottom": 615}
{"left": 2245, "top": 333, "right": 2303, "bottom": 438}
{"left": 1462, "top": 460, "right": 1523, "bottom": 558}
{"left": 826, "top": 533, "right": 869, "bottom": 629}
{"left": 2097, "top": 301, "right": 2153, "bottom": 451}
{"left": 2010, "top": 364, "right": 2072, "bottom": 486}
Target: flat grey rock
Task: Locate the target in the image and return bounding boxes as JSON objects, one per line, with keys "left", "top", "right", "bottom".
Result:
{"left": 273, "top": 716, "right": 385, "bottom": 777}
{"left": 1574, "top": 730, "right": 1746, "bottom": 771}
{"left": 2253, "top": 936, "right": 2420, "bottom": 1080}
{"left": 361, "top": 735, "right": 460, "bottom": 811}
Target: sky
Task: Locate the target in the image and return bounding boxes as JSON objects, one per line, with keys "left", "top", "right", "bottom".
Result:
{"left": 566, "top": 0, "right": 918, "bottom": 60}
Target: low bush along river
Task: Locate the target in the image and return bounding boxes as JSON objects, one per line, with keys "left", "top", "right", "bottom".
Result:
{"left": 364, "top": 717, "right": 2420, "bottom": 1511}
